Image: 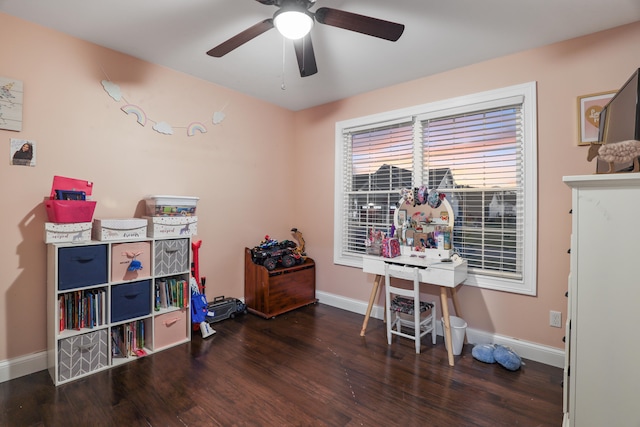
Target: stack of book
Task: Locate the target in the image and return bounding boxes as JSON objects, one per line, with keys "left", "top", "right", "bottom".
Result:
{"left": 111, "top": 320, "right": 146, "bottom": 358}
{"left": 154, "top": 278, "right": 189, "bottom": 310}
{"left": 58, "top": 289, "right": 106, "bottom": 331}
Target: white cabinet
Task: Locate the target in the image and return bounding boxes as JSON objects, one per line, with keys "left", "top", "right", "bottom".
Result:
{"left": 563, "top": 174, "right": 640, "bottom": 426}
{"left": 47, "top": 237, "right": 191, "bottom": 386}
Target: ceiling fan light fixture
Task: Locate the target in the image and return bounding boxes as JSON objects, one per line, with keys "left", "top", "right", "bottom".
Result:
{"left": 273, "top": 9, "right": 314, "bottom": 40}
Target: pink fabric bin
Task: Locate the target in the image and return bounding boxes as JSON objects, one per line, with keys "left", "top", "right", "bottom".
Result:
{"left": 153, "top": 309, "right": 188, "bottom": 350}
{"left": 111, "top": 241, "right": 151, "bottom": 282}
{"left": 45, "top": 200, "right": 97, "bottom": 223}
{"left": 45, "top": 176, "right": 96, "bottom": 223}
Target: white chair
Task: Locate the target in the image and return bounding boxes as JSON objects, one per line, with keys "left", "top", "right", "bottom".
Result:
{"left": 384, "top": 263, "right": 436, "bottom": 354}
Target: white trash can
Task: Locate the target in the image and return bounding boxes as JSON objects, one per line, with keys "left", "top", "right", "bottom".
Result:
{"left": 441, "top": 316, "right": 467, "bottom": 356}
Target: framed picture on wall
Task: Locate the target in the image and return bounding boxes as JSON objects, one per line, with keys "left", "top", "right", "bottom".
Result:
{"left": 0, "top": 77, "right": 23, "bottom": 132}
{"left": 10, "top": 138, "right": 36, "bottom": 167}
{"left": 577, "top": 91, "right": 616, "bottom": 146}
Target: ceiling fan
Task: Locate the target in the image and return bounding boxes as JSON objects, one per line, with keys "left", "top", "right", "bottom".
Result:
{"left": 206, "top": 0, "right": 405, "bottom": 77}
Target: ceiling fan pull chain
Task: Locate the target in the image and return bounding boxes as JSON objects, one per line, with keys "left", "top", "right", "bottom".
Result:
{"left": 302, "top": 35, "right": 306, "bottom": 75}
{"left": 281, "top": 36, "right": 286, "bottom": 90}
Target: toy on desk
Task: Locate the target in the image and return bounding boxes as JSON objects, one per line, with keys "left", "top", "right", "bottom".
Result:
{"left": 415, "top": 235, "right": 436, "bottom": 250}
{"left": 427, "top": 189, "right": 445, "bottom": 209}
{"left": 364, "top": 228, "right": 385, "bottom": 255}
{"left": 401, "top": 222, "right": 408, "bottom": 243}
{"left": 416, "top": 185, "right": 428, "bottom": 205}
{"left": 381, "top": 237, "right": 401, "bottom": 258}
{"left": 411, "top": 211, "right": 428, "bottom": 223}
{"left": 399, "top": 187, "right": 415, "bottom": 207}
{"left": 399, "top": 186, "right": 447, "bottom": 208}
{"left": 124, "top": 251, "right": 143, "bottom": 271}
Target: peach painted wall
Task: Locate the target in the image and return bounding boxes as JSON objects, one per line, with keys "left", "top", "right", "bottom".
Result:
{"left": 293, "top": 21, "right": 640, "bottom": 348}
{"left": 1, "top": 9, "right": 639, "bottom": 367}
{"left": 0, "top": 13, "right": 296, "bottom": 362}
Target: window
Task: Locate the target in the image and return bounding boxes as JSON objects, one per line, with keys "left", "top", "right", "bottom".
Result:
{"left": 333, "top": 82, "right": 537, "bottom": 295}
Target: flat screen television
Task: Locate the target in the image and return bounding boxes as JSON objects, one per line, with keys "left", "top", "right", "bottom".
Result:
{"left": 597, "top": 68, "right": 640, "bottom": 172}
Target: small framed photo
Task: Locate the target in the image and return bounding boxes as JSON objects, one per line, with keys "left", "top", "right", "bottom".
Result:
{"left": 10, "top": 138, "right": 36, "bottom": 167}
{"left": 577, "top": 91, "right": 616, "bottom": 146}
{"left": 413, "top": 232, "right": 429, "bottom": 248}
{"left": 397, "top": 209, "right": 407, "bottom": 224}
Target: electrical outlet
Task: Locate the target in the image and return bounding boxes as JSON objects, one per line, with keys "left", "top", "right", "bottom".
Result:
{"left": 550, "top": 310, "right": 562, "bottom": 328}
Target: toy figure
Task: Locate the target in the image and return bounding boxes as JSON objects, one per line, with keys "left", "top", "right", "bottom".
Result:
{"left": 416, "top": 185, "right": 428, "bottom": 205}
{"left": 124, "top": 251, "right": 143, "bottom": 271}
{"left": 291, "top": 227, "right": 306, "bottom": 257}
{"left": 401, "top": 221, "right": 408, "bottom": 244}
{"left": 427, "top": 189, "right": 446, "bottom": 209}
{"left": 587, "top": 140, "right": 640, "bottom": 173}
{"left": 399, "top": 187, "right": 414, "bottom": 207}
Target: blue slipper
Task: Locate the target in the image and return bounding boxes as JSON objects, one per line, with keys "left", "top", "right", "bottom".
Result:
{"left": 472, "top": 344, "right": 497, "bottom": 364}
{"left": 494, "top": 345, "right": 522, "bottom": 371}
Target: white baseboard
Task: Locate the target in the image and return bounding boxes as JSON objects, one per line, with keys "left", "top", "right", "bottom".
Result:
{"left": 0, "top": 291, "right": 564, "bottom": 383}
{"left": 0, "top": 351, "right": 47, "bottom": 383}
{"left": 316, "top": 290, "right": 565, "bottom": 368}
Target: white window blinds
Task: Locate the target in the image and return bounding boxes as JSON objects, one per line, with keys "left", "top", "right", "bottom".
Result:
{"left": 334, "top": 82, "right": 537, "bottom": 295}
{"left": 341, "top": 120, "right": 413, "bottom": 255}
{"left": 421, "top": 104, "right": 524, "bottom": 279}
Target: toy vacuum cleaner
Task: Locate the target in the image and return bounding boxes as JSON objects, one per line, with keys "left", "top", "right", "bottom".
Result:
{"left": 191, "top": 240, "right": 215, "bottom": 338}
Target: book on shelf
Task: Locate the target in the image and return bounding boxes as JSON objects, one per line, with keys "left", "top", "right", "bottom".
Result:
{"left": 182, "top": 279, "right": 188, "bottom": 308}
{"left": 155, "top": 282, "right": 161, "bottom": 311}
{"left": 154, "top": 277, "right": 189, "bottom": 310}
{"left": 59, "top": 297, "right": 64, "bottom": 332}
{"left": 169, "top": 278, "right": 177, "bottom": 307}
{"left": 58, "top": 288, "right": 106, "bottom": 332}
{"left": 158, "top": 280, "right": 168, "bottom": 308}
{"left": 112, "top": 321, "right": 146, "bottom": 358}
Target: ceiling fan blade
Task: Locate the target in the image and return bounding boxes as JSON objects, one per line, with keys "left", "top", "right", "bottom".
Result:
{"left": 207, "top": 19, "right": 274, "bottom": 57}
{"left": 314, "top": 7, "right": 404, "bottom": 42}
{"left": 293, "top": 34, "right": 318, "bottom": 77}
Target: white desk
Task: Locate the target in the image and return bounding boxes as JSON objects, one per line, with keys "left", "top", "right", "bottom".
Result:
{"left": 360, "top": 254, "right": 468, "bottom": 366}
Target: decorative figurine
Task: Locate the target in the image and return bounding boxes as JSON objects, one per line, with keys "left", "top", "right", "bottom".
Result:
{"left": 291, "top": 227, "right": 306, "bottom": 257}
{"left": 124, "top": 251, "right": 143, "bottom": 271}
{"left": 427, "top": 189, "right": 446, "bottom": 209}
{"left": 587, "top": 140, "right": 640, "bottom": 173}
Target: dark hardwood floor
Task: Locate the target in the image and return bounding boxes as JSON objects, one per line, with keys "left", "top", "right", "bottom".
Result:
{"left": 0, "top": 303, "right": 563, "bottom": 426}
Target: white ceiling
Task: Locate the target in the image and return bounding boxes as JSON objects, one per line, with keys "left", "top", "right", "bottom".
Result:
{"left": 2, "top": 0, "right": 639, "bottom": 111}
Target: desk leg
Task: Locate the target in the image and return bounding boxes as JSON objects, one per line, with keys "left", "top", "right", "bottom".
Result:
{"left": 449, "top": 286, "right": 467, "bottom": 344}
{"left": 360, "top": 274, "right": 383, "bottom": 337}
{"left": 450, "top": 286, "right": 462, "bottom": 317}
{"left": 440, "top": 287, "right": 455, "bottom": 366}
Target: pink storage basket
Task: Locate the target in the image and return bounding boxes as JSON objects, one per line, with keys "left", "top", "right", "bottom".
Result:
{"left": 44, "top": 176, "right": 97, "bottom": 223}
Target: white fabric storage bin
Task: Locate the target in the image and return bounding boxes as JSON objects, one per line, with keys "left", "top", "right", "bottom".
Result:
{"left": 93, "top": 218, "right": 147, "bottom": 241}
{"left": 145, "top": 216, "right": 197, "bottom": 237}
{"left": 44, "top": 222, "right": 92, "bottom": 244}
